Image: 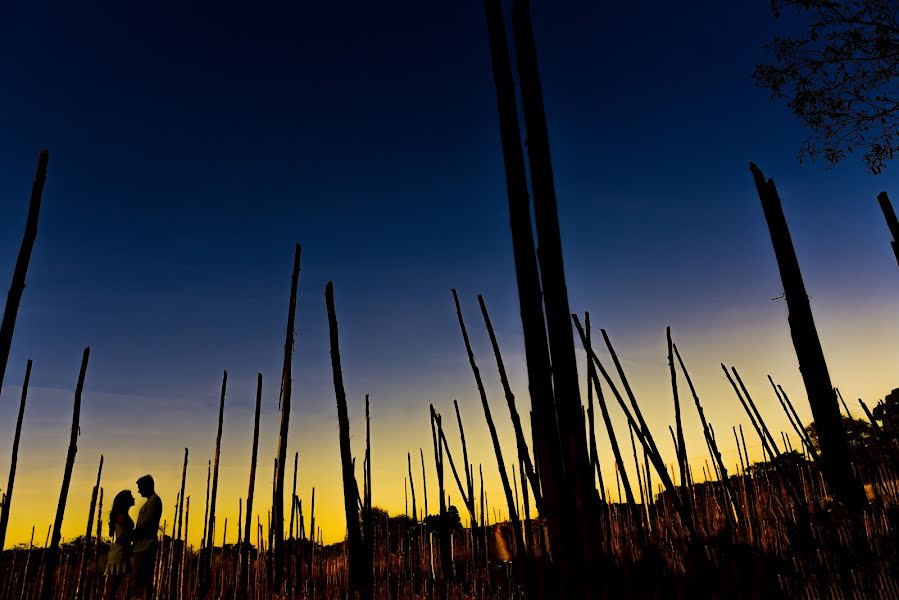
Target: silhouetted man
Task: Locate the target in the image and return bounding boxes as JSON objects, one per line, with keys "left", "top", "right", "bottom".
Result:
{"left": 131, "top": 475, "right": 162, "bottom": 600}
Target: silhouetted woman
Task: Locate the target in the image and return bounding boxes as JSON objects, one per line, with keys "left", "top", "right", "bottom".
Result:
{"left": 105, "top": 489, "right": 135, "bottom": 594}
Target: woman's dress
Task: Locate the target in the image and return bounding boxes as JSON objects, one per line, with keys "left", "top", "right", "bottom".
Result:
{"left": 105, "top": 517, "right": 132, "bottom": 576}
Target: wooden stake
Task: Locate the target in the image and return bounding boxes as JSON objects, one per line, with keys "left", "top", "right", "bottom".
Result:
{"left": 877, "top": 191, "right": 899, "bottom": 268}
{"left": 41, "top": 347, "right": 89, "bottom": 600}
{"left": 0, "top": 151, "right": 48, "bottom": 396}
{"left": 201, "top": 370, "right": 227, "bottom": 593}
{"left": 273, "top": 243, "right": 301, "bottom": 589}
{"left": 749, "top": 162, "right": 865, "bottom": 511}
{"left": 0, "top": 359, "right": 31, "bottom": 552}
{"left": 325, "top": 281, "right": 368, "bottom": 597}
{"left": 240, "top": 373, "right": 262, "bottom": 600}
{"left": 76, "top": 455, "right": 102, "bottom": 600}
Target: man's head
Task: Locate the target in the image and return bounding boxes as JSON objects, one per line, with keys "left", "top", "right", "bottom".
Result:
{"left": 136, "top": 475, "right": 155, "bottom": 498}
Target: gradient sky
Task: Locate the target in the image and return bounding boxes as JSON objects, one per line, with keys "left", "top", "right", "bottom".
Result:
{"left": 1, "top": 0, "right": 898, "bottom": 548}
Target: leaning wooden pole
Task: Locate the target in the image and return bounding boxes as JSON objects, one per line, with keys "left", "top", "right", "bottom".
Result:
{"left": 273, "top": 243, "right": 301, "bottom": 590}
{"left": 289, "top": 451, "right": 298, "bottom": 539}
{"left": 76, "top": 455, "right": 102, "bottom": 600}
{"left": 430, "top": 406, "right": 454, "bottom": 584}
{"left": 452, "top": 290, "right": 525, "bottom": 560}
{"left": 483, "top": 0, "right": 569, "bottom": 573}
{"left": 0, "top": 359, "right": 31, "bottom": 552}
{"left": 408, "top": 453, "right": 418, "bottom": 522}
{"left": 478, "top": 295, "right": 543, "bottom": 513}
{"left": 41, "top": 347, "right": 89, "bottom": 600}
{"left": 201, "top": 370, "right": 227, "bottom": 593}
{"left": 769, "top": 376, "right": 817, "bottom": 459}
{"left": 511, "top": 0, "right": 598, "bottom": 571}
{"left": 0, "top": 150, "right": 48, "bottom": 396}
{"left": 170, "top": 448, "right": 188, "bottom": 600}
{"left": 673, "top": 344, "right": 743, "bottom": 526}
{"left": 877, "top": 191, "right": 899, "bottom": 268}
{"left": 584, "top": 314, "right": 603, "bottom": 499}
{"left": 667, "top": 328, "right": 687, "bottom": 489}
{"left": 240, "top": 374, "right": 261, "bottom": 599}
{"left": 325, "top": 281, "right": 368, "bottom": 598}
{"left": 750, "top": 163, "right": 865, "bottom": 511}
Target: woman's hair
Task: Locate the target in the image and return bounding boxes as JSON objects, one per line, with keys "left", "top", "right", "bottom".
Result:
{"left": 108, "top": 490, "right": 133, "bottom": 536}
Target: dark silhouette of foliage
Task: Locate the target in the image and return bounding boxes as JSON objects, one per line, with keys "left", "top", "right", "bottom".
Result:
{"left": 872, "top": 388, "right": 899, "bottom": 443}
{"left": 753, "top": 0, "right": 899, "bottom": 173}
{"left": 806, "top": 414, "right": 886, "bottom": 464}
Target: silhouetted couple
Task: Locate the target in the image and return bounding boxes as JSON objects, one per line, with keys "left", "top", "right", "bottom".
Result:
{"left": 105, "top": 475, "right": 162, "bottom": 600}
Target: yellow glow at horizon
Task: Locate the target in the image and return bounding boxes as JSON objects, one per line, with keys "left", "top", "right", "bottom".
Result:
{"left": 1, "top": 296, "right": 897, "bottom": 549}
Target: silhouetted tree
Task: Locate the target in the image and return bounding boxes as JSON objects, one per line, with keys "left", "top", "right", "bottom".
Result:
{"left": 754, "top": 0, "right": 899, "bottom": 173}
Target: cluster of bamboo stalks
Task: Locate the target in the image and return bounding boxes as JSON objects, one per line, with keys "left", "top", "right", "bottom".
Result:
{"left": 3, "top": 0, "right": 899, "bottom": 598}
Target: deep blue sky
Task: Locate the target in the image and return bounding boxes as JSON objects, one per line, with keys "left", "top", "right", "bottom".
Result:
{"left": 1, "top": 1, "right": 897, "bottom": 545}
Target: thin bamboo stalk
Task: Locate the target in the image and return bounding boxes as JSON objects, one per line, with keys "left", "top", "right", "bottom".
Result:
{"left": 0, "top": 359, "right": 31, "bottom": 552}
{"left": 240, "top": 373, "right": 262, "bottom": 600}
{"left": 584, "top": 314, "right": 604, "bottom": 502}
{"left": 732, "top": 367, "right": 781, "bottom": 458}
{"left": 289, "top": 452, "right": 298, "bottom": 540}
{"left": 420, "top": 449, "right": 428, "bottom": 519}
{"left": 41, "top": 346, "right": 89, "bottom": 600}
{"left": 408, "top": 453, "right": 418, "bottom": 522}
{"left": 769, "top": 376, "right": 817, "bottom": 458}
{"left": 668, "top": 328, "right": 687, "bottom": 489}
{"left": 478, "top": 294, "right": 543, "bottom": 513}
{"left": 723, "top": 365, "right": 774, "bottom": 461}
{"left": 451, "top": 290, "right": 525, "bottom": 559}
{"left": 76, "top": 455, "right": 102, "bottom": 600}
{"left": 201, "top": 370, "right": 227, "bottom": 593}
{"left": 274, "top": 243, "right": 302, "bottom": 590}
{"left": 325, "top": 281, "right": 368, "bottom": 598}
{"left": 673, "top": 344, "right": 743, "bottom": 526}
{"left": 0, "top": 151, "right": 48, "bottom": 397}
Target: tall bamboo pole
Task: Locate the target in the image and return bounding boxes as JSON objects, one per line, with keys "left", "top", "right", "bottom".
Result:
{"left": 273, "top": 243, "right": 301, "bottom": 590}
{"left": 584, "top": 315, "right": 603, "bottom": 500}
{"left": 732, "top": 367, "right": 781, "bottom": 458}
{"left": 41, "top": 347, "right": 89, "bottom": 600}
{"left": 877, "top": 191, "right": 899, "bottom": 268}
{"left": 240, "top": 373, "right": 262, "bottom": 599}
{"left": 575, "top": 322, "right": 634, "bottom": 506}
{"left": 749, "top": 162, "right": 865, "bottom": 511}
{"left": 482, "top": 0, "right": 570, "bottom": 577}
{"left": 673, "top": 344, "right": 743, "bottom": 526}
{"left": 0, "top": 151, "right": 48, "bottom": 396}
{"left": 365, "top": 394, "right": 372, "bottom": 517}
{"left": 411, "top": 449, "right": 424, "bottom": 522}
{"left": 769, "top": 376, "right": 817, "bottom": 458}
{"left": 76, "top": 455, "right": 102, "bottom": 600}
{"left": 289, "top": 452, "right": 298, "bottom": 540}
{"left": 408, "top": 453, "right": 418, "bottom": 522}
{"left": 325, "top": 281, "right": 369, "bottom": 598}
{"left": 201, "top": 459, "right": 210, "bottom": 555}
{"left": 572, "top": 318, "right": 690, "bottom": 531}
{"left": 667, "top": 328, "right": 687, "bottom": 489}
{"left": 477, "top": 295, "right": 543, "bottom": 513}
{"left": 430, "top": 406, "right": 454, "bottom": 584}
{"left": 452, "top": 400, "right": 475, "bottom": 522}
{"left": 92, "top": 488, "right": 103, "bottom": 600}
{"left": 723, "top": 365, "right": 774, "bottom": 461}
{"left": 510, "top": 2, "right": 598, "bottom": 577}
{"left": 177, "top": 449, "right": 188, "bottom": 540}
{"left": 451, "top": 290, "right": 525, "bottom": 560}
{"left": 0, "top": 359, "right": 31, "bottom": 552}
{"left": 201, "top": 370, "right": 227, "bottom": 593}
